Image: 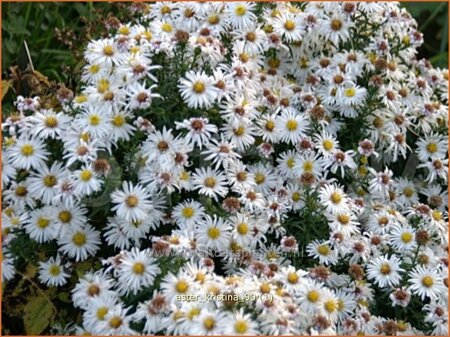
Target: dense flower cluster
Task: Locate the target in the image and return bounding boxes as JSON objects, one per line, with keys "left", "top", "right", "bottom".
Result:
{"left": 2, "top": 2, "right": 448, "bottom": 336}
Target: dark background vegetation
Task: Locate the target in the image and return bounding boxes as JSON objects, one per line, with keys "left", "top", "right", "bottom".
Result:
{"left": 1, "top": 2, "right": 448, "bottom": 335}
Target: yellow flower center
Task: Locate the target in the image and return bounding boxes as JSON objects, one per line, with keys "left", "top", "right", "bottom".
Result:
{"left": 195, "top": 272, "right": 205, "bottom": 283}
{"left": 173, "top": 310, "right": 184, "bottom": 321}
{"left": 287, "top": 158, "right": 295, "bottom": 169}
{"left": 330, "top": 19, "right": 343, "bottom": 31}
{"left": 176, "top": 280, "right": 189, "bottom": 293}
{"left": 72, "top": 232, "right": 87, "bottom": 246}
{"left": 132, "top": 262, "right": 145, "bottom": 275}
{"left": 125, "top": 195, "right": 139, "bottom": 208}
{"left": 260, "top": 282, "right": 271, "bottom": 293}
{"left": 266, "top": 250, "right": 279, "bottom": 260}
{"left": 88, "top": 114, "right": 101, "bottom": 126}
{"left": 143, "top": 31, "right": 152, "bottom": 40}
{"left": 45, "top": 116, "right": 58, "bottom": 128}
{"left": 81, "top": 132, "right": 90, "bottom": 143}
{"left": 235, "top": 320, "right": 249, "bottom": 334}
{"left": 322, "top": 139, "right": 334, "bottom": 151}
{"left": 192, "top": 81, "right": 205, "bottom": 94}
{"left": 182, "top": 207, "right": 194, "bottom": 219}
{"left": 160, "top": 5, "right": 171, "bottom": 14}
{"left": 337, "top": 214, "right": 350, "bottom": 224}
{"left": 43, "top": 175, "right": 57, "bottom": 187}
{"left": 235, "top": 5, "right": 247, "bottom": 16}
{"left": 426, "top": 143, "right": 438, "bottom": 154}
{"left": 317, "top": 245, "right": 330, "bottom": 256}
{"left": 75, "top": 95, "right": 88, "bottom": 104}
{"left": 344, "top": 87, "right": 356, "bottom": 97}
{"left": 204, "top": 177, "right": 216, "bottom": 188}
{"left": 161, "top": 23, "right": 173, "bottom": 33}
{"left": 330, "top": 191, "right": 342, "bottom": 204}
{"left": 48, "top": 264, "right": 61, "bottom": 276}
{"left": 255, "top": 172, "right": 265, "bottom": 184}
{"left": 89, "top": 64, "right": 100, "bottom": 74}
{"left": 112, "top": 115, "right": 125, "bottom": 127}
{"left": 432, "top": 210, "right": 442, "bottom": 221}
{"left": 103, "top": 45, "right": 114, "bottom": 56}
{"left": 58, "top": 211, "right": 72, "bottom": 224}
{"left": 97, "top": 79, "right": 109, "bottom": 93}
{"left": 401, "top": 232, "right": 413, "bottom": 243}
{"left": 96, "top": 307, "right": 108, "bottom": 320}
{"left": 287, "top": 272, "right": 299, "bottom": 284}
{"left": 303, "top": 161, "right": 313, "bottom": 173}
{"left": 118, "top": 26, "right": 130, "bottom": 35}
{"left": 286, "top": 119, "right": 298, "bottom": 131}
{"left": 208, "top": 14, "right": 220, "bottom": 25}
{"left": 284, "top": 20, "right": 296, "bottom": 31}
{"left": 234, "top": 126, "right": 245, "bottom": 136}
{"left": 80, "top": 170, "right": 92, "bottom": 182}
{"left": 21, "top": 144, "right": 35, "bottom": 156}
{"left": 265, "top": 120, "right": 275, "bottom": 131}
{"left": 180, "top": 171, "right": 190, "bottom": 181}
{"left": 187, "top": 307, "right": 201, "bottom": 320}
{"left": 422, "top": 276, "right": 434, "bottom": 287}
{"left": 307, "top": 290, "right": 320, "bottom": 302}
{"left": 109, "top": 316, "right": 123, "bottom": 329}
{"left": 403, "top": 187, "right": 414, "bottom": 198}
{"left": 239, "top": 53, "right": 250, "bottom": 63}
{"left": 237, "top": 223, "right": 249, "bottom": 235}
{"left": 15, "top": 186, "right": 28, "bottom": 197}
{"left": 207, "top": 227, "right": 221, "bottom": 239}
{"left": 325, "top": 299, "right": 338, "bottom": 312}
{"left": 292, "top": 191, "right": 301, "bottom": 202}
{"left": 380, "top": 263, "right": 391, "bottom": 275}
{"left": 37, "top": 217, "right": 50, "bottom": 229}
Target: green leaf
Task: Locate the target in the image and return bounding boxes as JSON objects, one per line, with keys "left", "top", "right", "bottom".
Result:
{"left": 430, "top": 52, "right": 448, "bottom": 68}
{"left": 23, "top": 295, "right": 53, "bottom": 335}
{"left": 24, "top": 263, "right": 38, "bottom": 278}
{"left": 74, "top": 260, "right": 94, "bottom": 278}
{"left": 1, "top": 80, "right": 13, "bottom": 101}
{"left": 57, "top": 292, "right": 71, "bottom": 303}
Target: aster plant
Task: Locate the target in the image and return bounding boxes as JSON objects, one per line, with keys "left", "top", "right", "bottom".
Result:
{"left": 2, "top": 2, "right": 448, "bottom": 336}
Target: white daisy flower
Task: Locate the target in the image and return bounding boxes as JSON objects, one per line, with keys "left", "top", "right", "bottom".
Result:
{"left": 178, "top": 71, "right": 217, "bottom": 109}
{"left": 306, "top": 240, "right": 339, "bottom": 265}
{"left": 416, "top": 133, "right": 448, "bottom": 162}
{"left": 24, "top": 206, "right": 58, "bottom": 243}
{"left": 116, "top": 248, "right": 161, "bottom": 296}
{"left": 202, "top": 138, "right": 241, "bottom": 170}
{"left": 225, "top": 2, "right": 257, "bottom": 30}
{"left": 27, "top": 109, "right": 71, "bottom": 139}
{"left": 408, "top": 265, "right": 446, "bottom": 301}
{"left": 27, "top": 162, "right": 65, "bottom": 205}
{"left": 273, "top": 12, "right": 304, "bottom": 42}
{"left": 192, "top": 167, "right": 228, "bottom": 201}
{"left": 160, "top": 271, "right": 197, "bottom": 302}
{"left": 59, "top": 225, "right": 101, "bottom": 261}
{"left": 111, "top": 181, "right": 153, "bottom": 222}
{"left": 72, "top": 271, "right": 116, "bottom": 309}
{"left": 223, "top": 308, "right": 259, "bottom": 335}
{"left": 276, "top": 108, "right": 309, "bottom": 145}
{"left": 176, "top": 117, "right": 218, "bottom": 149}
{"left": 38, "top": 255, "right": 71, "bottom": 287}
{"left": 72, "top": 165, "right": 103, "bottom": 197}
{"left": 172, "top": 199, "right": 205, "bottom": 229}
{"left": 319, "top": 184, "right": 349, "bottom": 214}
{"left": 9, "top": 136, "right": 49, "bottom": 170}
{"left": 196, "top": 214, "right": 232, "bottom": 251}
{"left": 366, "top": 255, "right": 404, "bottom": 288}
